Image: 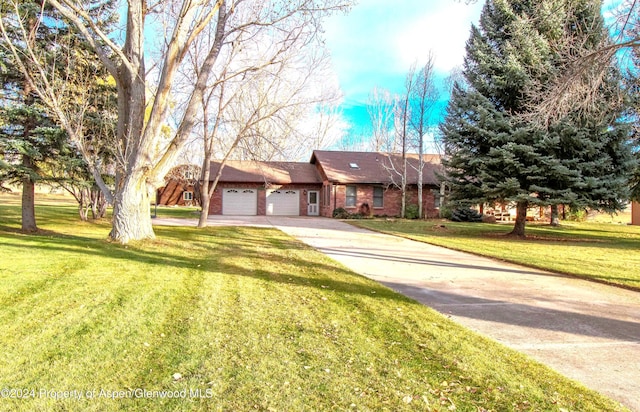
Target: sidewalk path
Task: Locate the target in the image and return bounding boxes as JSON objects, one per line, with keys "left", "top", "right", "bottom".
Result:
{"left": 155, "top": 216, "right": 640, "bottom": 410}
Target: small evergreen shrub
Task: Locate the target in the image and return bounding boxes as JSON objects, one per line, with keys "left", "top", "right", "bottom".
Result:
{"left": 450, "top": 208, "right": 483, "bottom": 222}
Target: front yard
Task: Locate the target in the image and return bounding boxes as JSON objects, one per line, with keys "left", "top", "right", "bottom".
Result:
{"left": 0, "top": 197, "right": 628, "bottom": 411}
{"left": 351, "top": 219, "right": 640, "bottom": 291}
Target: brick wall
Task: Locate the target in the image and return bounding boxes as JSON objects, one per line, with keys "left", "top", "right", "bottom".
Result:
{"left": 210, "top": 181, "right": 440, "bottom": 218}
{"left": 157, "top": 181, "right": 196, "bottom": 206}
{"left": 329, "top": 184, "right": 439, "bottom": 218}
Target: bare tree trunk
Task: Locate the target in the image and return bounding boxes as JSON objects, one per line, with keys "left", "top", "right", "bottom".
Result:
{"left": 401, "top": 99, "right": 408, "bottom": 219}
{"left": 550, "top": 204, "right": 560, "bottom": 226}
{"left": 197, "top": 158, "right": 212, "bottom": 228}
{"left": 510, "top": 201, "right": 529, "bottom": 237}
{"left": 89, "top": 188, "right": 107, "bottom": 219}
{"left": 198, "top": 138, "right": 239, "bottom": 227}
{"left": 418, "top": 144, "right": 423, "bottom": 219}
{"left": 109, "top": 174, "right": 154, "bottom": 243}
{"left": 401, "top": 154, "right": 407, "bottom": 218}
{"left": 78, "top": 189, "right": 88, "bottom": 221}
{"left": 21, "top": 155, "right": 37, "bottom": 232}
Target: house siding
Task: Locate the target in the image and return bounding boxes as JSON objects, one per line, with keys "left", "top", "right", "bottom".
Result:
{"left": 157, "top": 181, "right": 196, "bottom": 206}
{"left": 209, "top": 182, "right": 322, "bottom": 216}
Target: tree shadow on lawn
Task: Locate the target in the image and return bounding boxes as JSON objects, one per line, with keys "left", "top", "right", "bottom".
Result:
{"left": 316, "top": 246, "right": 559, "bottom": 278}
{"left": 382, "top": 282, "right": 640, "bottom": 343}
{"left": 0, "top": 227, "right": 408, "bottom": 304}
{"left": 374, "top": 220, "right": 640, "bottom": 243}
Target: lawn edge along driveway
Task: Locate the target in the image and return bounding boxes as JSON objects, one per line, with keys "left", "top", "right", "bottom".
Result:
{"left": 264, "top": 216, "right": 640, "bottom": 412}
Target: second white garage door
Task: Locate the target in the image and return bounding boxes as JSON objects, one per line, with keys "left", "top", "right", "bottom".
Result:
{"left": 222, "top": 188, "right": 257, "bottom": 215}
{"left": 266, "top": 189, "right": 299, "bottom": 216}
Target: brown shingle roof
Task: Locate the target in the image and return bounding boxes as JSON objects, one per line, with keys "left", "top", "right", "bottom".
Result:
{"left": 209, "top": 161, "right": 322, "bottom": 184}
{"left": 310, "top": 150, "right": 442, "bottom": 185}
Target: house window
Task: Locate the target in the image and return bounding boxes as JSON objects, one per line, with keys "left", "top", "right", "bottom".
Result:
{"left": 323, "top": 185, "right": 331, "bottom": 207}
{"left": 373, "top": 187, "right": 383, "bottom": 208}
{"left": 349, "top": 162, "right": 359, "bottom": 169}
{"left": 345, "top": 185, "right": 357, "bottom": 207}
{"left": 183, "top": 191, "right": 193, "bottom": 201}
{"left": 432, "top": 188, "right": 441, "bottom": 208}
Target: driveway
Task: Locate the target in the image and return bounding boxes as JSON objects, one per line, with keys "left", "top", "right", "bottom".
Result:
{"left": 155, "top": 216, "right": 640, "bottom": 410}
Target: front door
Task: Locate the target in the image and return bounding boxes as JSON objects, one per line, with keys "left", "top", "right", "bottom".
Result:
{"left": 307, "top": 191, "right": 319, "bottom": 216}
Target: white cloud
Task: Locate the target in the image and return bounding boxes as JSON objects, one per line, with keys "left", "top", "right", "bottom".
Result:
{"left": 394, "top": 2, "right": 484, "bottom": 72}
{"left": 323, "top": 0, "right": 484, "bottom": 101}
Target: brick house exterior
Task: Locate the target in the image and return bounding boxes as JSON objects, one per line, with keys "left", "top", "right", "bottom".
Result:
{"left": 633, "top": 201, "right": 640, "bottom": 226}
{"left": 310, "top": 151, "right": 442, "bottom": 218}
{"left": 206, "top": 151, "right": 442, "bottom": 218}
{"left": 156, "top": 164, "right": 201, "bottom": 206}
{"left": 208, "top": 161, "right": 323, "bottom": 216}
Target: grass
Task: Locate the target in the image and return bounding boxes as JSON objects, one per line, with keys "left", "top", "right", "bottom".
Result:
{"left": 152, "top": 205, "right": 201, "bottom": 219}
{"left": 350, "top": 218, "right": 640, "bottom": 291}
{"left": 0, "top": 195, "right": 629, "bottom": 411}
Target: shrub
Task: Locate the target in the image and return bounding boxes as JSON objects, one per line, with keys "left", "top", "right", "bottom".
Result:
{"left": 567, "top": 208, "right": 587, "bottom": 222}
{"left": 358, "top": 202, "right": 371, "bottom": 216}
{"left": 482, "top": 214, "right": 497, "bottom": 224}
{"left": 332, "top": 207, "right": 350, "bottom": 219}
{"left": 439, "top": 205, "right": 453, "bottom": 220}
{"left": 450, "top": 208, "right": 483, "bottom": 222}
{"left": 405, "top": 204, "right": 420, "bottom": 219}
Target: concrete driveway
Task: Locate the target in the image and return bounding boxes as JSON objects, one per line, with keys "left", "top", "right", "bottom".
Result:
{"left": 156, "top": 216, "right": 640, "bottom": 410}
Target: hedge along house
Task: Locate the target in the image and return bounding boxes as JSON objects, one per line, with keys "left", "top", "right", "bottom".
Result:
{"left": 208, "top": 161, "right": 323, "bottom": 216}
{"left": 310, "top": 151, "right": 443, "bottom": 218}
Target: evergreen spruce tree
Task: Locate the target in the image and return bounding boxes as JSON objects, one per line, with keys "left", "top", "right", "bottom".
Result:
{"left": 0, "top": 0, "right": 66, "bottom": 231}
{"left": 1, "top": 0, "right": 117, "bottom": 231}
{"left": 441, "top": 0, "right": 636, "bottom": 236}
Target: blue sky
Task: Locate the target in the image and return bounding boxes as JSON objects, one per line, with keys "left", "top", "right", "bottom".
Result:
{"left": 322, "top": 0, "right": 622, "bottom": 146}
{"left": 322, "top": 0, "right": 485, "bottom": 142}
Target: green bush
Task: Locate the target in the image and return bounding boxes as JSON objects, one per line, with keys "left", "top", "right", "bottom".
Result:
{"left": 439, "top": 205, "right": 453, "bottom": 220}
{"left": 332, "top": 207, "right": 350, "bottom": 219}
{"left": 567, "top": 208, "right": 587, "bottom": 222}
{"left": 405, "top": 204, "right": 420, "bottom": 219}
{"left": 450, "top": 208, "right": 483, "bottom": 222}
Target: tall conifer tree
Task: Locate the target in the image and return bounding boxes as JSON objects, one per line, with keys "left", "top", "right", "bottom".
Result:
{"left": 0, "top": 0, "right": 117, "bottom": 231}
{"left": 441, "top": 0, "right": 635, "bottom": 236}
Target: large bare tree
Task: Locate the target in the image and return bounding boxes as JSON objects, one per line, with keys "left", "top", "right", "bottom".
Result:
{"left": 366, "top": 87, "right": 396, "bottom": 152}
{"left": 408, "top": 54, "right": 439, "bottom": 218}
{"left": 1, "top": 0, "right": 351, "bottom": 243}
{"left": 183, "top": 21, "right": 341, "bottom": 227}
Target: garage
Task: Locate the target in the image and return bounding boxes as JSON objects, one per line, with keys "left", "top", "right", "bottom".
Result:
{"left": 266, "top": 189, "right": 300, "bottom": 216}
{"left": 222, "top": 188, "right": 257, "bottom": 215}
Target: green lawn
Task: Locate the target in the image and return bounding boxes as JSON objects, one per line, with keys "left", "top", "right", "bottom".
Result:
{"left": 153, "top": 205, "right": 201, "bottom": 219}
{"left": 0, "top": 197, "right": 629, "bottom": 411}
{"left": 350, "top": 219, "right": 640, "bottom": 290}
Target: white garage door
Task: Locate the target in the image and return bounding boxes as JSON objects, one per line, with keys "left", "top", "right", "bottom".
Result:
{"left": 222, "top": 188, "right": 257, "bottom": 215}
{"left": 266, "top": 189, "right": 299, "bottom": 216}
